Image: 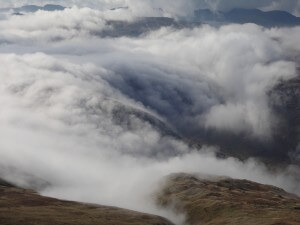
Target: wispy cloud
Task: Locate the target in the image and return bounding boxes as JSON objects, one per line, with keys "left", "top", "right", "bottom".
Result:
{"left": 0, "top": 2, "right": 299, "bottom": 224}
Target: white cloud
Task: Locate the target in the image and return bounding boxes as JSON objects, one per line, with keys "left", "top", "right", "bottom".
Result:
{"left": 0, "top": 7, "right": 108, "bottom": 44}
{"left": 0, "top": 2, "right": 299, "bottom": 223}
{"left": 0, "top": 51, "right": 298, "bottom": 223}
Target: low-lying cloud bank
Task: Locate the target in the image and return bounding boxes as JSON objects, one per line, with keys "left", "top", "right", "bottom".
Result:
{"left": 0, "top": 3, "right": 299, "bottom": 224}
{"left": 0, "top": 9, "right": 298, "bottom": 139}
{"left": 0, "top": 53, "right": 298, "bottom": 223}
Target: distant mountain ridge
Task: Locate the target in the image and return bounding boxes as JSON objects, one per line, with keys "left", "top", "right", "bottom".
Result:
{"left": 100, "top": 17, "right": 200, "bottom": 37}
{"left": 0, "top": 4, "right": 65, "bottom": 14}
{"left": 195, "top": 8, "right": 300, "bottom": 27}
{"left": 6, "top": 5, "right": 300, "bottom": 28}
{"left": 15, "top": 4, "right": 65, "bottom": 13}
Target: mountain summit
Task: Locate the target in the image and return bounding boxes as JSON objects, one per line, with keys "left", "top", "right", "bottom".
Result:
{"left": 194, "top": 8, "right": 300, "bottom": 27}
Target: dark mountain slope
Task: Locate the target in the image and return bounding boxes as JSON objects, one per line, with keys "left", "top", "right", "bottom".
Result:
{"left": 0, "top": 4, "right": 65, "bottom": 14}
{"left": 195, "top": 8, "right": 300, "bottom": 27}
{"left": 269, "top": 75, "right": 300, "bottom": 165}
{"left": 100, "top": 17, "right": 200, "bottom": 37}
{"left": 14, "top": 4, "right": 65, "bottom": 13}
{"left": 182, "top": 74, "right": 300, "bottom": 167}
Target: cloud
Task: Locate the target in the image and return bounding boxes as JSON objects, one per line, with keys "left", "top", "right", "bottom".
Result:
{"left": 0, "top": 3, "right": 299, "bottom": 224}
{"left": 0, "top": 50, "right": 298, "bottom": 217}
{"left": 1, "top": 52, "right": 297, "bottom": 223}
{"left": 97, "top": 25, "right": 296, "bottom": 139}
{"left": 0, "top": 56, "right": 299, "bottom": 223}
{"left": 0, "top": 9, "right": 297, "bottom": 139}
{"left": 0, "top": 7, "right": 108, "bottom": 43}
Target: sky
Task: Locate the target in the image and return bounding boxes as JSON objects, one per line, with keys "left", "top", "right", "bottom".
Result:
{"left": 0, "top": 1, "right": 299, "bottom": 224}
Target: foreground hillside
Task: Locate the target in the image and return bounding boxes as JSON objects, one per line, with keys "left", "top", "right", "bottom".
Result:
{"left": 157, "top": 174, "right": 300, "bottom": 225}
{"left": 0, "top": 180, "right": 173, "bottom": 225}
{"left": 1, "top": 176, "right": 300, "bottom": 225}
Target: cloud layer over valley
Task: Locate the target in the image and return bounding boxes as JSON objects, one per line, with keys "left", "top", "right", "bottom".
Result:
{"left": 0, "top": 1, "right": 299, "bottom": 224}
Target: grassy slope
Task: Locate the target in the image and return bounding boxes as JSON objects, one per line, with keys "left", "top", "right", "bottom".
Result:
{"left": 0, "top": 181, "right": 173, "bottom": 225}
{"left": 157, "top": 174, "right": 300, "bottom": 225}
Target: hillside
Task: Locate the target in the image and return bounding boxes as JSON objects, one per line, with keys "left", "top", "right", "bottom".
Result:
{"left": 157, "top": 173, "right": 300, "bottom": 225}
{"left": 0, "top": 180, "right": 173, "bottom": 225}
{"left": 194, "top": 8, "right": 300, "bottom": 27}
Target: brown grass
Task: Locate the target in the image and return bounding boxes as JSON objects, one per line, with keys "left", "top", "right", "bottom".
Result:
{"left": 157, "top": 173, "right": 300, "bottom": 225}
{"left": 0, "top": 183, "right": 173, "bottom": 225}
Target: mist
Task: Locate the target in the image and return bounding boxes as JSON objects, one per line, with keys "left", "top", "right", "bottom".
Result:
{"left": 0, "top": 2, "right": 299, "bottom": 224}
